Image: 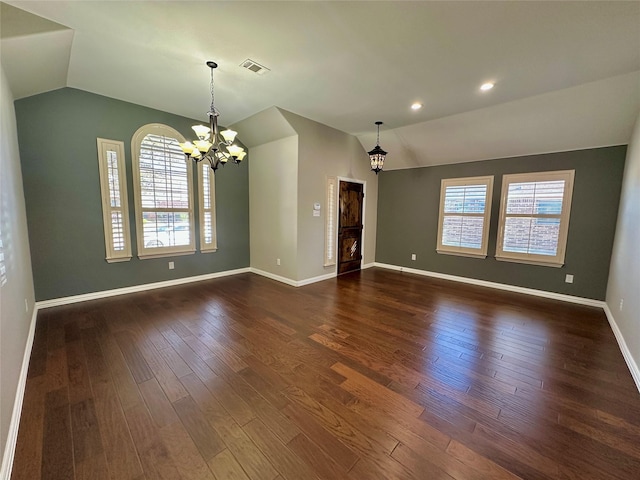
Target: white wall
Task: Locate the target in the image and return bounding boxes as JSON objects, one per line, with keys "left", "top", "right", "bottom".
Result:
{"left": 606, "top": 111, "right": 640, "bottom": 387}
{"left": 280, "top": 110, "right": 378, "bottom": 281}
{"left": 0, "top": 65, "right": 36, "bottom": 474}
{"left": 248, "top": 136, "right": 299, "bottom": 279}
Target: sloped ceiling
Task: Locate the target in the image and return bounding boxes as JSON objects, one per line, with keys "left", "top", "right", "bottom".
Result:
{"left": 0, "top": 3, "right": 73, "bottom": 99}
{"left": 2, "top": 1, "right": 639, "bottom": 169}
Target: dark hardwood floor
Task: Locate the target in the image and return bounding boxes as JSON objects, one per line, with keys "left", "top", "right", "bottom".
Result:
{"left": 10, "top": 268, "right": 640, "bottom": 479}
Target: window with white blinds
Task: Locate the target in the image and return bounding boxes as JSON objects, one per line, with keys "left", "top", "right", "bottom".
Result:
{"left": 324, "top": 177, "right": 337, "bottom": 266}
{"left": 97, "top": 138, "right": 132, "bottom": 262}
{"left": 496, "top": 170, "right": 574, "bottom": 267}
{"left": 437, "top": 176, "right": 494, "bottom": 258}
{"left": 131, "top": 124, "right": 195, "bottom": 259}
{"left": 198, "top": 161, "right": 217, "bottom": 252}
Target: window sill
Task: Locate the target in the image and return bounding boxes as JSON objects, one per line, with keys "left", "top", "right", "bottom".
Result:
{"left": 106, "top": 256, "right": 132, "bottom": 263}
{"left": 437, "top": 249, "right": 487, "bottom": 259}
{"left": 495, "top": 255, "right": 564, "bottom": 268}
{"left": 200, "top": 247, "right": 218, "bottom": 254}
{"left": 138, "top": 250, "right": 196, "bottom": 260}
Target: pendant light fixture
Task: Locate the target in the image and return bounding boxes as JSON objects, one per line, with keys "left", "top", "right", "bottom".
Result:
{"left": 368, "top": 121, "right": 387, "bottom": 174}
{"left": 179, "top": 61, "right": 246, "bottom": 170}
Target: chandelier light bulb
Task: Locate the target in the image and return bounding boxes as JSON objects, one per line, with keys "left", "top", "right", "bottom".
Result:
{"left": 220, "top": 129, "right": 238, "bottom": 145}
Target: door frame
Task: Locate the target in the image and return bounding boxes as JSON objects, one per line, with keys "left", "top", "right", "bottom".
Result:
{"left": 335, "top": 176, "right": 367, "bottom": 273}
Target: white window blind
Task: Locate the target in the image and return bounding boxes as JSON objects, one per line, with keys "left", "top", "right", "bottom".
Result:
{"left": 496, "top": 170, "right": 574, "bottom": 267}
{"left": 97, "top": 138, "right": 132, "bottom": 262}
{"left": 199, "top": 161, "right": 217, "bottom": 252}
{"left": 131, "top": 124, "right": 195, "bottom": 259}
{"left": 324, "top": 177, "right": 337, "bottom": 266}
{"left": 437, "top": 176, "right": 494, "bottom": 258}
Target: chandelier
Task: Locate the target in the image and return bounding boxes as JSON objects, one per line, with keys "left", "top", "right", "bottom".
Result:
{"left": 179, "top": 61, "right": 246, "bottom": 170}
{"left": 368, "top": 121, "right": 387, "bottom": 174}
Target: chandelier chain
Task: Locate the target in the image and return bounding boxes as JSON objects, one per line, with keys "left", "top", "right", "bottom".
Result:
{"left": 209, "top": 66, "right": 217, "bottom": 116}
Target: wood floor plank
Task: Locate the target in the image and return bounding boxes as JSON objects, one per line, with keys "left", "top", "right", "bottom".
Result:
{"left": 178, "top": 372, "right": 279, "bottom": 480}
{"left": 280, "top": 402, "right": 359, "bottom": 472}
{"left": 41, "top": 387, "right": 74, "bottom": 480}
{"left": 75, "top": 453, "right": 110, "bottom": 480}
{"left": 138, "top": 377, "right": 179, "bottom": 428}
{"left": 286, "top": 433, "right": 352, "bottom": 480}
{"left": 136, "top": 336, "right": 189, "bottom": 403}
{"left": 331, "top": 362, "right": 425, "bottom": 418}
{"left": 445, "top": 440, "right": 523, "bottom": 480}
{"left": 207, "top": 449, "right": 251, "bottom": 480}
{"left": 98, "top": 332, "right": 144, "bottom": 410}
{"left": 114, "top": 331, "right": 155, "bottom": 384}
{"left": 172, "top": 395, "right": 226, "bottom": 461}
{"left": 66, "top": 340, "right": 93, "bottom": 405}
{"left": 123, "top": 403, "right": 183, "bottom": 480}
{"left": 159, "top": 421, "right": 217, "bottom": 480}
{"left": 388, "top": 443, "right": 456, "bottom": 480}
{"left": 92, "top": 382, "right": 144, "bottom": 480}
{"left": 70, "top": 398, "right": 104, "bottom": 463}
{"left": 242, "top": 419, "right": 320, "bottom": 480}
{"left": 11, "top": 376, "right": 47, "bottom": 480}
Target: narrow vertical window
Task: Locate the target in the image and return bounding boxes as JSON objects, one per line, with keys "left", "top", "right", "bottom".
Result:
{"left": 97, "top": 138, "right": 132, "bottom": 262}
{"left": 324, "top": 176, "right": 337, "bottom": 266}
{"left": 199, "top": 162, "right": 217, "bottom": 252}
{"left": 437, "top": 176, "right": 494, "bottom": 258}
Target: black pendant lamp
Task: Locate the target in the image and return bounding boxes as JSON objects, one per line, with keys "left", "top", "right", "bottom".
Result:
{"left": 368, "top": 121, "right": 387, "bottom": 174}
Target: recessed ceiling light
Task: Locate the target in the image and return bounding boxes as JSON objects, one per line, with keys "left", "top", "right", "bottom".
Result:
{"left": 480, "top": 82, "right": 495, "bottom": 91}
{"left": 410, "top": 102, "right": 423, "bottom": 110}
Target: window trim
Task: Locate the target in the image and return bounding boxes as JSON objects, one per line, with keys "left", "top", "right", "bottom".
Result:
{"left": 96, "top": 138, "right": 132, "bottom": 263}
{"left": 131, "top": 123, "right": 196, "bottom": 260}
{"left": 198, "top": 161, "right": 218, "bottom": 253}
{"left": 436, "top": 175, "right": 494, "bottom": 259}
{"left": 496, "top": 169, "right": 575, "bottom": 268}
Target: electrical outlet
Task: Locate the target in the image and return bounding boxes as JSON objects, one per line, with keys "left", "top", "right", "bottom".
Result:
{"left": 619, "top": 299, "right": 624, "bottom": 311}
{"left": 411, "top": 254, "right": 417, "bottom": 261}
{"left": 276, "top": 258, "right": 281, "bottom": 266}
{"left": 168, "top": 261, "right": 175, "bottom": 270}
{"left": 565, "top": 274, "right": 574, "bottom": 284}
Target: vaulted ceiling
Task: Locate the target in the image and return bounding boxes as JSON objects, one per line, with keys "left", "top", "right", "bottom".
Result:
{"left": 2, "top": 1, "right": 639, "bottom": 169}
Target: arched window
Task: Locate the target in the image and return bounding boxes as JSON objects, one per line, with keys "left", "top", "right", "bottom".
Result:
{"left": 131, "top": 123, "right": 195, "bottom": 258}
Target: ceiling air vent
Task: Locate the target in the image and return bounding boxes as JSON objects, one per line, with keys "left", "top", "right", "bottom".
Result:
{"left": 240, "top": 59, "right": 270, "bottom": 75}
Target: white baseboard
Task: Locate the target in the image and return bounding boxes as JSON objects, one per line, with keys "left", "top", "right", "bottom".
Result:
{"left": 362, "top": 262, "right": 375, "bottom": 270}
{"left": 36, "top": 267, "right": 252, "bottom": 309}
{"left": 603, "top": 304, "right": 640, "bottom": 392}
{"left": 250, "top": 268, "right": 337, "bottom": 287}
{"left": 373, "top": 262, "right": 605, "bottom": 308}
{"left": 250, "top": 268, "right": 299, "bottom": 287}
{"left": 296, "top": 271, "right": 337, "bottom": 287}
{"left": 0, "top": 307, "right": 38, "bottom": 480}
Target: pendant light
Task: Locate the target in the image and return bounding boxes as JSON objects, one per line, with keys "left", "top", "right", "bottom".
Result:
{"left": 368, "top": 121, "right": 387, "bottom": 174}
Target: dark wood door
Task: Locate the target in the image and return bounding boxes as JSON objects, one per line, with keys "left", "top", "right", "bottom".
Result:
{"left": 338, "top": 181, "right": 364, "bottom": 275}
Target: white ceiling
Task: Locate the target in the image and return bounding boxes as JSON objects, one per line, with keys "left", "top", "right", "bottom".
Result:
{"left": 2, "top": 1, "right": 639, "bottom": 169}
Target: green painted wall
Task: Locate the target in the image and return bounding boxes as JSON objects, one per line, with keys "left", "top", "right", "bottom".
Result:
{"left": 15, "top": 88, "right": 249, "bottom": 301}
{"left": 376, "top": 146, "right": 626, "bottom": 300}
